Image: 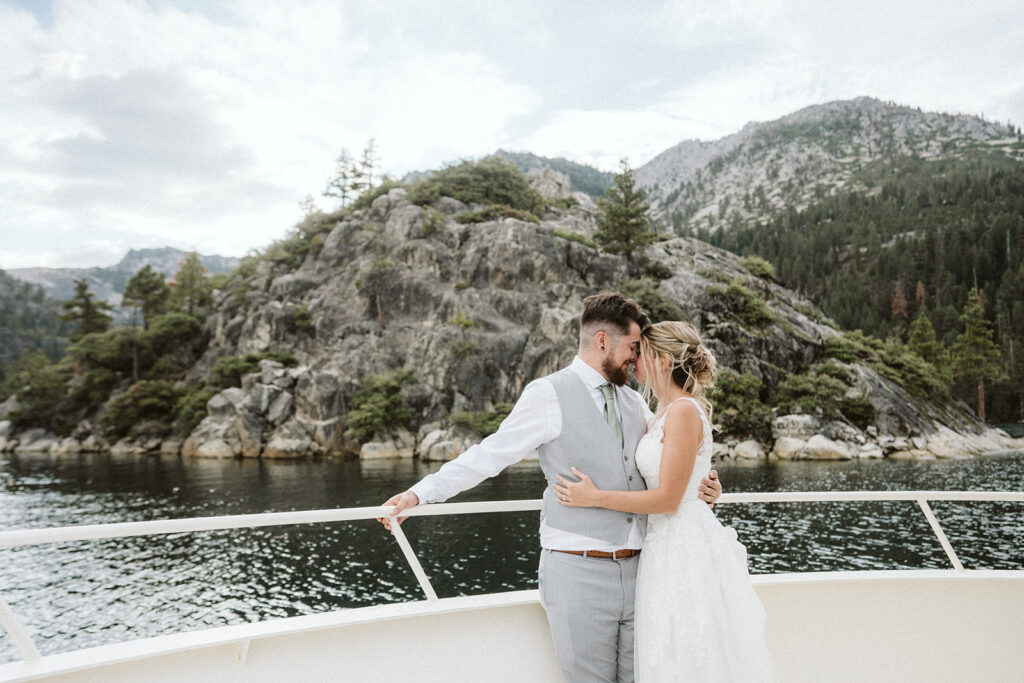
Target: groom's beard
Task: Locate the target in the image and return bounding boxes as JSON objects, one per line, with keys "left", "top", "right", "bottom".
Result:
{"left": 602, "top": 355, "right": 629, "bottom": 386}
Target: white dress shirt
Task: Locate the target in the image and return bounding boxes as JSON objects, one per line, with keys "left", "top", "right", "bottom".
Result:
{"left": 409, "top": 356, "right": 653, "bottom": 551}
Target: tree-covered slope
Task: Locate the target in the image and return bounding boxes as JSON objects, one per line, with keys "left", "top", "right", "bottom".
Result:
{"left": 0, "top": 269, "right": 68, "bottom": 382}
{"left": 711, "top": 155, "right": 1024, "bottom": 420}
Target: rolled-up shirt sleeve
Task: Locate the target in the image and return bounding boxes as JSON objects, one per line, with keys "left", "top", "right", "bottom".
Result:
{"left": 409, "top": 378, "right": 561, "bottom": 504}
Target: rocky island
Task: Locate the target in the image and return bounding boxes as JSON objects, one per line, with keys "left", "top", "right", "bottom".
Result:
{"left": 2, "top": 98, "right": 1022, "bottom": 463}
{"left": 2, "top": 165, "right": 1019, "bottom": 463}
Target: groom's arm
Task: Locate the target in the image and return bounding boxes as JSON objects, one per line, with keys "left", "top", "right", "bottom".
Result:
{"left": 378, "top": 379, "right": 560, "bottom": 530}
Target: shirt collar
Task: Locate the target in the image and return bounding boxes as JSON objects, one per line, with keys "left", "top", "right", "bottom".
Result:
{"left": 570, "top": 355, "right": 611, "bottom": 390}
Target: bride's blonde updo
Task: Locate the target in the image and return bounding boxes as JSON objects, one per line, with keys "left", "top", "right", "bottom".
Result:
{"left": 639, "top": 321, "right": 717, "bottom": 418}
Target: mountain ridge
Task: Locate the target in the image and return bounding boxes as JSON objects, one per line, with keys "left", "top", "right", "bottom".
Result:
{"left": 636, "top": 96, "right": 1023, "bottom": 234}
{"left": 8, "top": 247, "right": 240, "bottom": 316}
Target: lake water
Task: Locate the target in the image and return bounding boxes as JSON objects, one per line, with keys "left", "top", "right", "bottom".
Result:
{"left": 2, "top": 450, "right": 1023, "bottom": 662}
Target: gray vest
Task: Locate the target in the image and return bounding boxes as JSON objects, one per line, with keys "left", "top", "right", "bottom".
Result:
{"left": 538, "top": 368, "right": 647, "bottom": 545}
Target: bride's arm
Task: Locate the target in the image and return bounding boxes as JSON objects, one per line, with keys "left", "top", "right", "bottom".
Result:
{"left": 554, "top": 401, "right": 701, "bottom": 515}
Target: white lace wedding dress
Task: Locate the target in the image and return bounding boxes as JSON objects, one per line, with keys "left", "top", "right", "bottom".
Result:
{"left": 634, "top": 397, "right": 777, "bottom": 682}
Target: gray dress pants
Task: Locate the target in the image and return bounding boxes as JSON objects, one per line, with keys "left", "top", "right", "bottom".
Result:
{"left": 538, "top": 549, "right": 640, "bottom": 682}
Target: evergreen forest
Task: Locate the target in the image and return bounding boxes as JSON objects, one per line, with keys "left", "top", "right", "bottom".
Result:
{"left": 708, "top": 154, "right": 1024, "bottom": 421}
{"left": 0, "top": 270, "right": 68, "bottom": 383}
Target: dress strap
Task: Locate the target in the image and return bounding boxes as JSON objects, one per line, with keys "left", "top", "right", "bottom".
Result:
{"left": 678, "top": 396, "right": 711, "bottom": 429}
{"left": 655, "top": 396, "right": 711, "bottom": 434}
{"left": 655, "top": 396, "right": 699, "bottom": 419}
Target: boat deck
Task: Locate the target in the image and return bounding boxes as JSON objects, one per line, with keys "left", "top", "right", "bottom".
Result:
{"left": 2, "top": 492, "right": 1022, "bottom": 682}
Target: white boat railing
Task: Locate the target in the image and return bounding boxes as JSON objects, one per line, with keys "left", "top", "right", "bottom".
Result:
{"left": 0, "top": 490, "right": 1022, "bottom": 665}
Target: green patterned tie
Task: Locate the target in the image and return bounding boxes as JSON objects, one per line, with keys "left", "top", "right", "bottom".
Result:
{"left": 600, "top": 383, "right": 623, "bottom": 447}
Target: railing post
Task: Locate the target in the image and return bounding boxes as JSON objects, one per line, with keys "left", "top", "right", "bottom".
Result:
{"left": 388, "top": 514, "right": 439, "bottom": 601}
{"left": 916, "top": 498, "right": 965, "bottom": 571}
{"left": 0, "top": 593, "right": 42, "bottom": 662}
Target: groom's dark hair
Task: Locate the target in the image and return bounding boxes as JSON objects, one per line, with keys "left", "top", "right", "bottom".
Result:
{"left": 580, "top": 293, "right": 651, "bottom": 341}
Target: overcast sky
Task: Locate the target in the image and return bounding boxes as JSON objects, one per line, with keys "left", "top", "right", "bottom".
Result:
{"left": 2, "top": 0, "right": 1022, "bottom": 270}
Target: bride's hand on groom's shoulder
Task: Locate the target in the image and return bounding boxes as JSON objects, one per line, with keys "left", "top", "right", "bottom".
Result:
{"left": 698, "top": 470, "right": 722, "bottom": 509}
{"left": 554, "top": 468, "right": 599, "bottom": 507}
{"left": 377, "top": 491, "right": 419, "bottom": 533}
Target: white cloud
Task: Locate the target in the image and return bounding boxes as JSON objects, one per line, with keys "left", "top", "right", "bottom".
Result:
{"left": 0, "top": 0, "right": 541, "bottom": 267}
{"left": 513, "top": 109, "right": 728, "bottom": 171}
{"left": 0, "top": 0, "right": 1021, "bottom": 269}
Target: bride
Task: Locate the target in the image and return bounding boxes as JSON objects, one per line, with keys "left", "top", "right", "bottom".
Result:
{"left": 554, "top": 321, "right": 777, "bottom": 682}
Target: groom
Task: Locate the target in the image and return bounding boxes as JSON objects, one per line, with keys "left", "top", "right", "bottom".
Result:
{"left": 379, "top": 293, "right": 722, "bottom": 682}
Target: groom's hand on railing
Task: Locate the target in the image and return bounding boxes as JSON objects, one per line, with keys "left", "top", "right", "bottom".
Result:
{"left": 377, "top": 491, "right": 419, "bottom": 532}
{"left": 698, "top": 470, "right": 722, "bottom": 509}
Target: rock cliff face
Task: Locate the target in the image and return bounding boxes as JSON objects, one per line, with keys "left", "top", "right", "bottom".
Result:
{"left": 4, "top": 178, "right": 1018, "bottom": 461}
{"left": 170, "top": 186, "right": 1019, "bottom": 461}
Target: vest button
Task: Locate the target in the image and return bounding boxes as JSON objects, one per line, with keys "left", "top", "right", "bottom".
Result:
{"left": 623, "top": 455, "right": 628, "bottom": 461}
{"left": 628, "top": 475, "right": 633, "bottom": 481}
{"left": 626, "top": 517, "right": 633, "bottom": 523}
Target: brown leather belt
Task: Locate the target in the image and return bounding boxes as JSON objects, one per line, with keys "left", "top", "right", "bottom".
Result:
{"left": 553, "top": 549, "right": 641, "bottom": 560}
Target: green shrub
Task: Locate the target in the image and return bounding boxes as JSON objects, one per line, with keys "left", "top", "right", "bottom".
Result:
{"left": 173, "top": 384, "right": 218, "bottom": 438}
{"left": 145, "top": 356, "right": 182, "bottom": 380}
{"left": 210, "top": 351, "right": 298, "bottom": 389}
{"left": 709, "top": 370, "right": 772, "bottom": 442}
{"left": 773, "top": 372, "right": 849, "bottom": 416}
{"left": 8, "top": 354, "right": 74, "bottom": 436}
{"left": 451, "top": 340, "right": 479, "bottom": 358}
{"left": 344, "top": 369, "right": 416, "bottom": 443}
{"left": 840, "top": 396, "right": 876, "bottom": 430}
{"left": 263, "top": 233, "right": 309, "bottom": 269}
{"left": 697, "top": 268, "right": 732, "bottom": 285}
{"left": 419, "top": 209, "right": 445, "bottom": 238}
{"left": 292, "top": 307, "right": 313, "bottom": 334}
{"left": 815, "top": 361, "right": 851, "bottom": 384}
{"left": 207, "top": 272, "right": 231, "bottom": 292}
{"left": 351, "top": 178, "right": 406, "bottom": 210}
{"left": 69, "top": 367, "right": 118, "bottom": 411}
{"left": 707, "top": 279, "right": 774, "bottom": 327}
{"left": 796, "top": 303, "right": 831, "bottom": 325}
{"left": 644, "top": 261, "right": 673, "bottom": 280}
{"left": 824, "top": 330, "right": 948, "bottom": 398}
{"left": 67, "top": 328, "right": 141, "bottom": 374}
{"left": 228, "top": 255, "right": 260, "bottom": 304}
{"left": 142, "top": 313, "right": 204, "bottom": 358}
{"left": 620, "top": 278, "right": 685, "bottom": 323}
{"left": 770, "top": 364, "right": 876, "bottom": 429}
{"left": 99, "top": 380, "right": 182, "bottom": 439}
{"left": 740, "top": 255, "right": 777, "bottom": 280}
{"left": 451, "top": 403, "right": 513, "bottom": 436}
{"left": 552, "top": 229, "right": 597, "bottom": 248}
{"left": 546, "top": 195, "right": 578, "bottom": 210}
{"left": 454, "top": 204, "right": 539, "bottom": 224}
{"left": 408, "top": 157, "right": 545, "bottom": 215}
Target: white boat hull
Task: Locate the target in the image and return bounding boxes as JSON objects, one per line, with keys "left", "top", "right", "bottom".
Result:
{"left": 3, "top": 570, "right": 1022, "bottom": 682}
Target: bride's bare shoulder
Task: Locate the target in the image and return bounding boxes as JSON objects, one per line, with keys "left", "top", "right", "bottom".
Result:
{"left": 662, "top": 399, "right": 703, "bottom": 436}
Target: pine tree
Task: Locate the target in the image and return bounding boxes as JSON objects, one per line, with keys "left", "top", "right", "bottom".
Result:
{"left": 952, "top": 289, "right": 1003, "bottom": 421}
{"left": 323, "top": 148, "right": 357, "bottom": 207}
{"left": 122, "top": 265, "right": 169, "bottom": 330}
{"left": 170, "top": 252, "right": 211, "bottom": 316}
{"left": 594, "top": 159, "right": 655, "bottom": 258}
{"left": 60, "top": 279, "right": 112, "bottom": 341}
{"left": 360, "top": 138, "right": 379, "bottom": 190}
{"left": 908, "top": 310, "right": 950, "bottom": 382}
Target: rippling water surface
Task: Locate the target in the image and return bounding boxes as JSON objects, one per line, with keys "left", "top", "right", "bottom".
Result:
{"left": 1, "top": 450, "right": 1023, "bottom": 662}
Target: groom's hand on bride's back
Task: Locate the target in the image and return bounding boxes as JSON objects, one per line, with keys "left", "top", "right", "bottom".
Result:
{"left": 377, "top": 491, "right": 419, "bottom": 533}
{"left": 698, "top": 470, "right": 722, "bottom": 509}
